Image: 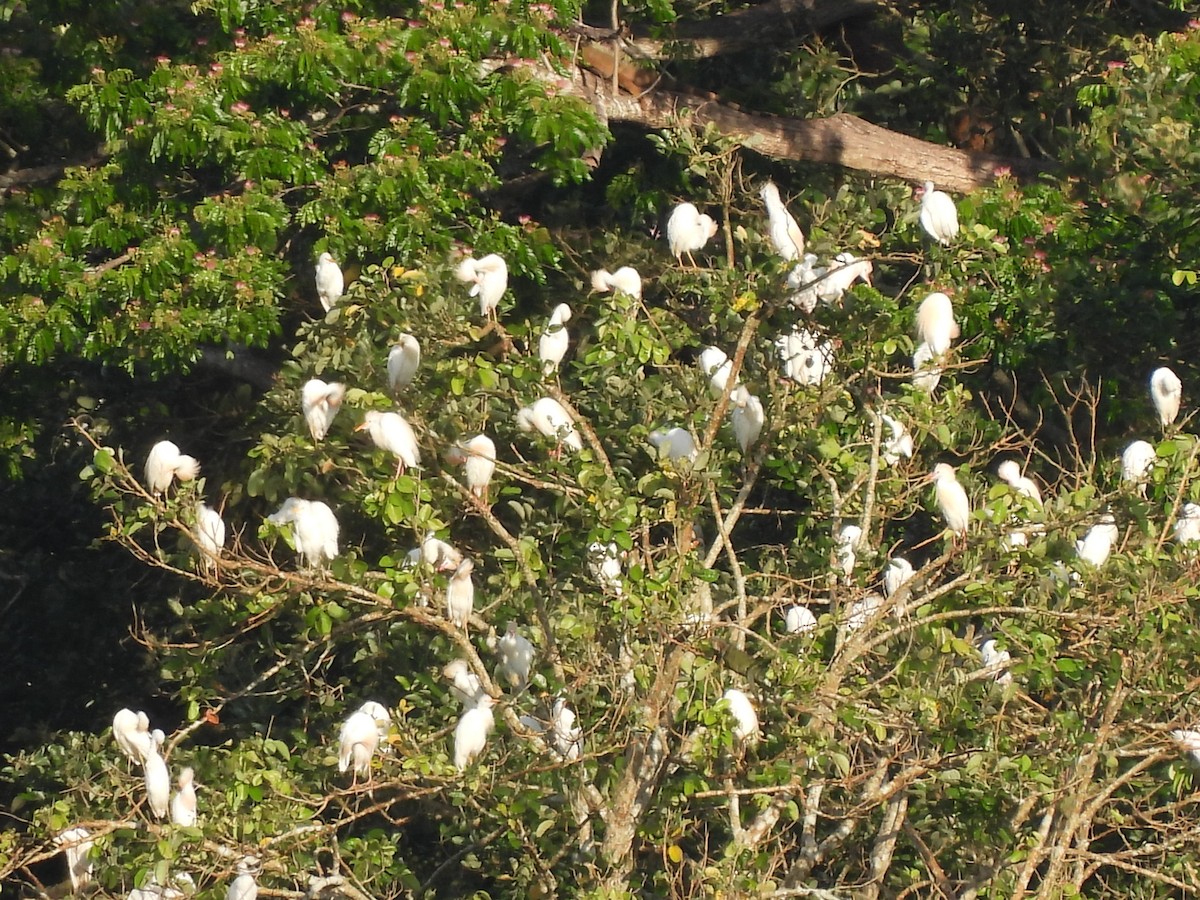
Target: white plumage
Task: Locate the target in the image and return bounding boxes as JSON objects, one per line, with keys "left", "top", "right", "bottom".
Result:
{"left": 195, "top": 502, "right": 226, "bottom": 572}
{"left": 979, "top": 637, "right": 1013, "bottom": 686}
{"left": 1175, "top": 503, "right": 1200, "bottom": 544}
{"left": 918, "top": 181, "right": 959, "bottom": 245}
{"left": 142, "top": 746, "right": 170, "bottom": 819}
{"left": 538, "top": 303, "right": 573, "bottom": 375}
{"left": 835, "top": 525, "right": 861, "bottom": 579}
{"left": 880, "top": 413, "right": 914, "bottom": 465}
{"left": 421, "top": 532, "right": 463, "bottom": 572}
{"left": 722, "top": 688, "right": 759, "bottom": 744}
{"left": 315, "top": 251, "right": 344, "bottom": 311}
{"left": 760, "top": 181, "right": 805, "bottom": 261}
{"left": 591, "top": 266, "right": 643, "bottom": 299}
{"left": 170, "top": 766, "right": 197, "bottom": 827}
{"left": 1150, "top": 367, "right": 1182, "bottom": 430}
{"left": 516, "top": 397, "right": 582, "bottom": 453}
{"left": 932, "top": 463, "right": 971, "bottom": 534}
{"left": 776, "top": 328, "right": 834, "bottom": 386}
{"left": 227, "top": 859, "right": 259, "bottom": 900}
{"left": 337, "top": 701, "right": 391, "bottom": 778}
{"left": 454, "top": 695, "right": 497, "bottom": 770}
{"left": 443, "top": 659, "right": 485, "bottom": 709}
{"left": 587, "top": 541, "right": 624, "bottom": 596}
{"left": 1076, "top": 515, "right": 1118, "bottom": 568}
{"left": 846, "top": 593, "right": 883, "bottom": 633}
{"left": 698, "top": 346, "right": 737, "bottom": 398}
{"left": 1121, "top": 439, "right": 1156, "bottom": 493}
{"left": 454, "top": 253, "right": 508, "bottom": 318}
{"left": 268, "top": 498, "right": 339, "bottom": 569}
{"left": 1171, "top": 728, "right": 1200, "bottom": 766}
{"left": 784, "top": 604, "right": 817, "bottom": 635}
{"left": 496, "top": 621, "right": 535, "bottom": 690}
{"left": 997, "top": 460, "right": 1042, "bottom": 506}
{"left": 911, "top": 341, "right": 942, "bottom": 394}
{"left": 786, "top": 255, "right": 823, "bottom": 312}
{"left": 667, "top": 202, "right": 718, "bottom": 265}
{"left": 648, "top": 427, "right": 698, "bottom": 463}
{"left": 550, "top": 698, "right": 583, "bottom": 761}
{"left": 145, "top": 440, "right": 200, "bottom": 495}
{"left": 113, "top": 708, "right": 154, "bottom": 764}
{"left": 883, "top": 557, "right": 914, "bottom": 600}
{"left": 446, "top": 558, "right": 475, "bottom": 631}
{"left": 915, "top": 292, "right": 960, "bottom": 356}
{"left": 387, "top": 334, "right": 421, "bottom": 394}
{"left": 357, "top": 410, "right": 421, "bottom": 477}
{"left": 448, "top": 434, "right": 497, "bottom": 501}
{"left": 54, "top": 827, "right": 94, "bottom": 891}
{"left": 816, "top": 252, "right": 873, "bottom": 304}
{"left": 730, "top": 386, "right": 764, "bottom": 453}
{"left": 301, "top": 379, "right": 345, "bottom": 442}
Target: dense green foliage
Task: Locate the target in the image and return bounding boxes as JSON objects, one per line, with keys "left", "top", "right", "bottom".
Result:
{"left": 5, "top": 1, "right": 1200, "bottom": 898}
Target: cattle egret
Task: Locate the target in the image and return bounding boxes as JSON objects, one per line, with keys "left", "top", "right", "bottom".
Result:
{"left": 698, "top": 346, "right": 737, "bottom": 398}
{"left": 846, "top": 593, "right": 883, "bottom": 633}
{"left": 54, "top": 827, "right": 94, "bottom": 891}
{"left": 784, "top": 604, "right": 817, "bottom": 635}
{"left": 443, "top": 659, "right": 485, "bottom": 709}
{"left": 722, "top": 689, "right": 759, "bottom": 744}
{"left": 931, "top": 463, "right": 971, "bottom": 535}
{"left": 195, "top": 502, "right": 226, "bottom": 572}
{"left": 447, "top": 434, "right": 497, "bottom": 502}
{"left": 420, "top": 532, "right": 463, "bottom": 572}
{"left": 446, "top": 558, "right": 475, "bottom": 631}
{"left": 667, "top": 202, "right": 718, "bottom": 266}
{"left": 1175, "top": 503, "right": 1200, "bottom": 544}
{"left": 496, "top": 621, "right": 535, "bottom": 691}
{"left": 911, "top": 341, "right": 942, "bottom": 394}
{"left": 455, "top": 253, "right": 508, "bottom": 318}
{"left": 268, "top": 498, "right": 339, "bottom": 569}
{"left": 516, "top": 397, "right": 582, "bottom": 454}
{"left": 918, "top": 181, "right": 959, "bottom": 245}
{"left": 731, "top": 386, "right": 764, "bottom": 453}
{"left": 315, "top": 252, "right": 344, "bottom": 311}
{"left": 916, "top": 292, "right": 959, "bottom": 356}
{"left": 997, "top": 460, "right": 1042, "bottom": 506}
{"left": 1150, "top": 367, "right": 1182, "bottom": 430}
{"left": 880, "top": 414, "right": 914, "bottom": 465}
{"left": 1171, "top": 729, "right": 1200, "bottom": 766}
{"left": 538, "top": 303, "right": 573, "bottom": 375}
{"left": 978, "top": 637, "right": 1013, "bottom": 686}
{"left": 551, "top": 698, "right": 583, "bottom": 761}
{"left": 227, "top": 858, "right": 259, "bottom": 900}
{"left": 835, "top": 525, "right": 862, "bottom": 579}
{"left": 648, "top": 427, "right": 698, "bottom": 463}
{"left": 338, "top": 701, "right": 391, "bottom": 780}
{"left": 357, "top": 410, "right": 421, "bottom": 477}
{"left": 591, "top": 266, "right": 643, "bottom": 299}
{"left": 454, "top": 695, "right": 497, "bottom": 770}
{"left": 170, "top": 767, "right": 197, "bottom": 827}
{"left": 1122, "top": 440, "right": 1156, "bottom": 493}
{"left": 387, "top": 334, "right": 421, "bottom": 394}
{"left": 587, "top": 541, "right": 624, "bottom": 596}
{"left": 143, "top": 746, "right": 170, "bottom": 819}
{"left": 776, "top": 328, "right": 834, "bottom": 386}
{"left": 816, "top": 252, "right": 873, "bottom": 305}
{"left": 786, "top": 255, "right": 823, "bottom": 312}
{"left": 145, "top": 440, "right": 200, "bottom": 495}
{"left": 760, "top": 181, "right": 805, "bottom": 261}
{"left": 883, "top": 557, "right": 915, "bottom": 600}
{"left": 114, "top": 708, "right": 155, "bottom": 764}
{"left": 301, "top": 379, "right": 345, "bottom": 442}
{"left": 1076, "top": 515, "right": 1118, "bottom": 568}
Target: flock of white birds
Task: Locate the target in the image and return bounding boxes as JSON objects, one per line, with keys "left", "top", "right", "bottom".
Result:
{"left": 64, "top": 178, "right": 1200, "bottom": 897}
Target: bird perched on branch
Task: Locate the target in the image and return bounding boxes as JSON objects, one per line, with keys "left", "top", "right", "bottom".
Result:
{"left": 1175, "top": 503, "right": 1200, "bottom": 545}
{"left": 227, "top": 857, "right": 259, "bottom": 900}
{"left": 1076, "top": 514, "right": 1118, "bottom": 568}
{"left": 667, "top": 202, "right": 718, "bottom": 266}
{"left": 538, "top": 303, "right": 572, "bottom": 376}
{"left": 145, "top": 440, "right": 200, "bottom": 495}
{"left": 267, "top": 498, "right": 339, "bottom": 569}
{"left": 698, "top": 346, "right": 738, "bottom": 399}
{"left": 648, "top": 427, "right": 698, "bottom": 463}
{"left": 1150, "top": 367, "right": 1182, "bottom": 431}
{"left": 880, "top": 413, "right": 914, "bottom": 466}
{"left": 455, "top": 253, "right": 508, "bottom": 319}
{"left": 54, "top": 828, "right": 94, "bottom": 892}
{"left": 1121, "top": 440, "right": 1156, "bottom": 494}
{"left": 454, "top": 695, "right": 497, "bottom": 770}
{"left": 760, "top": 181, "right": 805, "bottom": 261}
{"left": 447, "top": 434, "right": 497, "bottom": 502}
{"left": 835, "top": 525, "right": 862, "bottom": 579}
{"left": 731, "top": 386, "right": 764, "bottom": 453}
{"left": 495, "top": 621, "right": 535, "bottom": 691}
{"left": 911, "top": 341, "right": 943, "bottom": 394}
{"left": 917, "top": 181, "right": 959, "bottom": 245}
{"left": 315, "top": 252, "right": 344, "bottom": 311}
{"left": 721, "top": 688, "right": 759, "bottom": 745}
{"left": 143, "top": 745, "right": 170, "bottom": 819}
{"left": 916, "top": 292, "right": 959, "bottom": 356}
{"left": 776, "top": 328, "right": 834, "bottom": 387}
{"left": 194, "top": 503, "right": 226, "bottom": 573}
{"left": 997, "top": 460, "right": 1042, "bottom": 507}
{"left": 357, "top": 410, "right": 421, "bottom": 478}
{"left": 784, "top": 604, "right": 817, "bottom": 635}
{"left": 443, "top": 659, "right": 485, "bottom": 710}
{"left": 301, "top": 379, "right": 345, "bottom": 442}
{"left": 591, "top": 266, "right": 642, "bottom": 299}
{"left": 387, "top": 334, "right": 421, "bottom": 394}
{"left": 931, "top": 463, "right": 971, "bottom": 535}
{"left": 446, "top": 558, "right": 475, "bottom": 631}
{"left": 516, "top": 397, "right": 582, "bottom": 454}
{"left": 170, "top": 767, "right": 197, "bottom": 827}
{"left": 338, "top": 701, "right": 392, "bottom": 781}
{"left": 113, "top": 708, "right": 155, "bottom": 764}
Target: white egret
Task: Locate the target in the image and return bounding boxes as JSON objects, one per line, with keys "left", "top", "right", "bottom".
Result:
{"left": 443, "top": 659, "right": 485, "bottom": 709}
{"left": 591, "top": 266, "right": 643, "bottom": 299}
{"left": 997, "top": 460, "right": 1042, "bottom": 506}
{"left": 1150, "top": 367, "right": 1182, "bottom": 430}
{"left": 587, "top": 541, "right": 624, "bottom": 596}
{"left": 538, "top": 303, "right": 573, "bottom": 375}
{"left": 550, "top": 698, "right": 583, "bottom": 761}
{"left": 730, "top": 386, "right": 764, "bottom": 453}
{"left": 357, "top": 410, "right": 421, "bottom": 477}
{"left": 387, "top": 334, "right": 421, "bottom": 394}
{"left": 911, "top": 341, "right": 942, "bottom": 394}
{"left": 446, "top": 558, "right": 475, "bottom": 631}
{"left": 667, "top": 202, "right": 718, "bottom": 266}
{"left": 784, "top": 604, "right": 817, "bottom": 635}
{"left": 835, "top": 525, "right": 861, "bottom": 579}
{"left": 760, "top": 181, "right": 805, "bottom": 261}
{"left": 978, "top": 637, "right": 1013, "bottom": 686}
{"left": 455, "top": 253, "right": 508, "bottom": 318}
{"left": 1121, "top": 439, "right": 1156, "bottom": 493}
{"left": 301, "top": 379, "right": 345, "bottom": 442}
{"left": 880, "top": 413, "right": 914, "bottom": 465}
{"left": 420, "top": 532, "right": 463, "bottom": 572}
{"left": 315, "top": 251, "right": 344, "bottom": 311}
{"left": 1175, "top": 503, "right": 1200, "bottom": 544}
{"left": 447, "top": 434, "right": 497, "bottom": 502}
{"left": 54, "top": 827, "right": 94, "bottom": 891}
{"left": 145, "top": 440, "right": 200, "bottom": 495}
{"left": 816, "top": 252, "right": 873, "bottom": 305}
{"left": 698, "top": 346, "right": 737, "bottom": 398}
{"left": 1171, "top": 729, "right": 1200, "bottom": 766}
{"left": 648, "top": 427, "right": 698, "bottom": 463}
{"left": 195, "top": 502, "right": 226, "bottom": 572}
{"left": 454, "top": 694, "right": 497, "bottom": 770}
{"left": 143, "top": 746, "right": 170, "bottom": 819}
{"left": 931, "top": 463, "right": 971, "bottom": 535}
{"left": 496, "top": 621, "right": 535, "bottom": 690}
{"left": 226, "top": 858, "right": 259, "bottom": 900}
{"left": 516, "top": 397, "right": 582, "bottom": 454}
{"left": 338, "top": 701, "right": 391, "bottom": 780}
{"left": 846, "top": 593, "right": 883, "bottom": 633}
{"left": 721, "top": 688, "right": 759, "bottom": 745}
{"left": 883, "top": 557, "right": 915, "bottom": 600}
{"left": 170, "top": 767, "right": 197, "bottom": 827}
{"left": 776, "top": 328, "right": 834, "bottom": 386}
{"left": 918, "top": 181, "right": 959, "bottom": 245}
{"left": 915, "top": 291, "right": 959, "bottom": 356}
{"left": 267, "top": 498, "right": 339, "bottom": 569}
{"left": 113, "top": 708, "right": 154, "bottom": 764}
{"left": 1076, "top": 515, "right": 1118, "bottom": 568}
{"left": 786, "top": 255, "right": 822, "bottom": 312}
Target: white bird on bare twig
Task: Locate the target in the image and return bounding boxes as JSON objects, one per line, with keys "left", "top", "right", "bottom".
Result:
{"left": 338, "top": 701, "right": 392, "bottom": 780}
{"left": 267, "top": 498, "right": 339, "bottom": 569}
{"left": 145, "top": 440, "right": 200, "bottom": 495}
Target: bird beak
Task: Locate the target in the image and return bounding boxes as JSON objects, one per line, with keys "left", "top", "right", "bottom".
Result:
{"left": 354, "top": 421, "right": 368, "bottom": 432}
